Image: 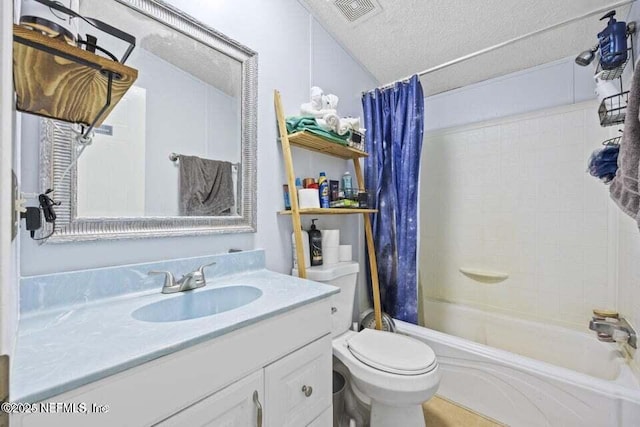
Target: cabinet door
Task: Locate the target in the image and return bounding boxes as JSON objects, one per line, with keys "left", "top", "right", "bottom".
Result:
{"left": 265, "top": 335, "right": 332, "bottom": 427}
{"left": 307, "top": 406, "right": 332, "bottom": 427}
{"left": 157, "top": 370, "right": 264, "bottom": 427}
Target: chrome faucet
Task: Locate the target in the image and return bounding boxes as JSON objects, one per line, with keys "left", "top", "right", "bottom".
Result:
{"left": 148, "top": 262, "right": 217, "bottom": 294}
{"left": 589, "top": 316, "right": 637, "bottom": 349}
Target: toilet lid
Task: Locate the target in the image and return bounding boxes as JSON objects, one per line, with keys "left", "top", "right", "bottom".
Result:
{"left": 347, "top": 329, "right": 437, "bottom": 375}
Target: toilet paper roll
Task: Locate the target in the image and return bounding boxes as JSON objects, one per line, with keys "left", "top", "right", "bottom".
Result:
{"left": 324, "top": 246, "right": 339, "bottom": 265}
{"left": 321, "top": 229, "right": 340, "bottom": 247}
{"left": 298, "top": 189, "right": 320, "bottom": 209}
{"left": 339, "top": 245, "right": 352, "bottom": 262}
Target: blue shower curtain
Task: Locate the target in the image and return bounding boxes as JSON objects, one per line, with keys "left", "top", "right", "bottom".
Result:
{"left": 362, "top": 75, "right": 424, "bottom": 324}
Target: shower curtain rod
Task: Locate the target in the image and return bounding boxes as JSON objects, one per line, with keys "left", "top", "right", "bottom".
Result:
{"left": 363, "top": 0, "right": 636, "bottom": 94}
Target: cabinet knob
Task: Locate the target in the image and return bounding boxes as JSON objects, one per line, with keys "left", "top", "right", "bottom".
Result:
{"left": 301, "top": 385, "right": 313, "bottom": 397}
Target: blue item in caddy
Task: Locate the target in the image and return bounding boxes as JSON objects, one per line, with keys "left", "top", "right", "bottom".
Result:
{"left": 588, "top": 145, "right": 620, "bottom": 183}
{"left": 598, "top": 10, "right": 628, "bottom": 70}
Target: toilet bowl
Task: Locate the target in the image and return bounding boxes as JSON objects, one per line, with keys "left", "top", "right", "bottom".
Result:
{"left": 294, "top": 262, "right": 440, "bottom": 427}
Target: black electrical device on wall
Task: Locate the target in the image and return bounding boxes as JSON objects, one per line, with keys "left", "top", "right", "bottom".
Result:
{"left": 21, "top": 190, "right": 60, "bottom": 241}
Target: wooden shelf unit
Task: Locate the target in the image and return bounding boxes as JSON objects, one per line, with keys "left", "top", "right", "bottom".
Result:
{"left": 13, "top": 24, "right": 138, "bottom": 128}
{"left": 274, "top": 90, "right": 383, "bottom": 330}
{"left": 288, "top": 131, "right": 368, "bottom": 159}
{"left": 278, "top": 208, "right": 377, "bottom": 215}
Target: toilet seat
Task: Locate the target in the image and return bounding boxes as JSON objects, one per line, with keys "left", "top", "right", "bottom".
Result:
{"left": 347, "top": 329, "right": 437, "bottom": 375}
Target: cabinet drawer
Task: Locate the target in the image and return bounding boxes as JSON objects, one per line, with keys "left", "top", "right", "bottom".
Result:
{"left": 156, "top": 370, "right": 264, "bottom": 427}
{"left": 265, "top": 334, "right": 332, "bottom": 427}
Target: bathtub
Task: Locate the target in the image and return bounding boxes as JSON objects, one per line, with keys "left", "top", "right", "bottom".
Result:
{"left": 397, "top": 300, "right": 640, "bottom": 427}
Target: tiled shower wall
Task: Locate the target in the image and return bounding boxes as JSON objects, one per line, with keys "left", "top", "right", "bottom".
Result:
{"left": 420, "top": 101, "right": 621, "bottom": 329}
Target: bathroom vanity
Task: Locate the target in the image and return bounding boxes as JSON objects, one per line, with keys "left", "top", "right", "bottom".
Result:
{"left": 12, "top": 250, "right": 338, "bottom": 427}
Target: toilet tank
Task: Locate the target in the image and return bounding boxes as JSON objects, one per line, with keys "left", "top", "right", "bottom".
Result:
{"left": 292, "top": 261, "right": 359, "bottom": 336}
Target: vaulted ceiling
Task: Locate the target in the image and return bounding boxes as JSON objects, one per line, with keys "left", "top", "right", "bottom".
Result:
{"left": 302, "top": 0, "right": 633, "bottom": 95}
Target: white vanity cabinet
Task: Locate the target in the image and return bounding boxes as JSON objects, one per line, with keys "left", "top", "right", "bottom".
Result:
{"left": 159, "top": 335, "right": 332, "bottom": 427}
{"left": 158, "top": 370, "right": 264, "bottom": 427}
{"left": 265, "top": 335, "right": 332, "bottom": 426}
{"left": 14, "top": 299, "right": 333, "bottom": 427}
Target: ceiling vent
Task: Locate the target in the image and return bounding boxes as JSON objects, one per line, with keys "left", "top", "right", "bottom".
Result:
{"left": 333, "top": 0, "right": 381, "bottom": 23}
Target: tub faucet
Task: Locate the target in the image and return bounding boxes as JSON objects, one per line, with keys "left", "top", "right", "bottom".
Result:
{"left": 589, "top": 316, "right": 637, "bottom": 349}
{"left": 148, "top": 262, "right": 217, "bottom": 294}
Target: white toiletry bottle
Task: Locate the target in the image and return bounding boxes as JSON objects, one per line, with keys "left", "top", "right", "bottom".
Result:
{"left": 292, "top": 227, "right": 311, "bottom": 268}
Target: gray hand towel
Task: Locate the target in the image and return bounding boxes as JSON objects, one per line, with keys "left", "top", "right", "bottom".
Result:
{"left": 179, "top": 155, "right": 235, "bottom": 216}
{"left": 610, "top": 63, "right": 640, "bottom": 227}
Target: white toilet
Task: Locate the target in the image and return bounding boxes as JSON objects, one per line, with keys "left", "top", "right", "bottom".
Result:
{"left": 294, "top": 261, "right": 440, "bottom": 427}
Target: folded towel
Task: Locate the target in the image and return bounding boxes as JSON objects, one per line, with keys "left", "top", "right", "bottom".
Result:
{"left": 286, "top": 115, "right": 351, "bottom": 145}
{"left": 610, "top": 64, "right": 640, "bottom": 225}
{"left": 179, "top": 155, "right": 235, "bottom": 216}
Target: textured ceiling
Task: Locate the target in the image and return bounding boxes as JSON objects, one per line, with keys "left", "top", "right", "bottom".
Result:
{"left": 303, "top": 0, "right": 633, "bottom": 95}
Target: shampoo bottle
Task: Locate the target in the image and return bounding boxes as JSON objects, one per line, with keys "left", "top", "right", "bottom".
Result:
{"left": 292, "top": 227, "right": 310, "bottom": 268}
{"left": 342, "top": 171, "right": 353, "bottom": 198}
{"left": 319, "top": 172, "right": 330, "bottom": 208}
{"left": 309, "top": 219, "right": 323, "bottom": 266}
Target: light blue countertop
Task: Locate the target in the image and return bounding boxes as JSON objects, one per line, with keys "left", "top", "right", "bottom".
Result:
{"left": 13, "top": 263, "right": 339, "bottom": 403}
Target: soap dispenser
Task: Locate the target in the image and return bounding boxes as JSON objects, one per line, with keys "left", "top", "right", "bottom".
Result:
{"left": 598, "top": 10, "right": 628, "bottom": 70}
{"left": 308, "top": 219, "right": 323, "bottom": 266}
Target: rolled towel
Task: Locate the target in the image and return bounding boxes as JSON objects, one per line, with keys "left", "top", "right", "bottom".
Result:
{"left": 300, "top": 103, "right": 337, "bottom": 118}
{"left": 342, "top": 117, "right": 361, "bottom": 132}
{"left": 323, "top": 113, "right": 341, "bottom": 133}
{"left": 336, "top": 119, "right": 350, "bottom": 136}
{"left": 318, "top": 113, "right": 351, "bottom": 136}
{"left": 316, "top": 118, "right": 329, "bottom": 132}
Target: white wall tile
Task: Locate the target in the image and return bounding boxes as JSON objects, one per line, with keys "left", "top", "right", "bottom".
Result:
{"left": 421, "top": 101, "right": 619, "bottom": 328}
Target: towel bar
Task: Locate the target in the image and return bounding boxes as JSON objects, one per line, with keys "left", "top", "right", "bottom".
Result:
{"left": 169, "top": 152, "right": 239, "bottom": 169}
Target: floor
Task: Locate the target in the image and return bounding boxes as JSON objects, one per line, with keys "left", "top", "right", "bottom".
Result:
{"left": 423, "top": 396, "right": 505, "bottom": 427}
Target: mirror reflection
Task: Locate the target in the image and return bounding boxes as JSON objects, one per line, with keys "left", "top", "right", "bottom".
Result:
{"left": 75, "top": 0, "right": 242, "bottom": 218}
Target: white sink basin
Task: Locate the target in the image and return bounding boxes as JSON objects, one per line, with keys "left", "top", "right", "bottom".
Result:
{"left": 132, "top": 286, "right": 262, "bottom": 322}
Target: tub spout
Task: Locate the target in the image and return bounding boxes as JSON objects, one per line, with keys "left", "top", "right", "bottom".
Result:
{"left": 589, "top": 317, "right": 637, "bottom": 349}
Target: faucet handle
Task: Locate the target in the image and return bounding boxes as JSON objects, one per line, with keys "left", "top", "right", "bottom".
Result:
{"left": 593, "top": 308, "right": 618, "bottom": 319}
{"left": 148, "top": 270, "right": 177, "bottom": 289}
{"left": 190, "top": 261, "right": 216, "bottom": 286}
{"left": 197, "top": 261, "right": 217, "bottom": 276}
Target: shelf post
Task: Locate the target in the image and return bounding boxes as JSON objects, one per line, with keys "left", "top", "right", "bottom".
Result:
{"left": 352, "top": 158, "right": 383, "bottom": 330}
{"left": 274, "top": 90, "right": 307, "bottom": 278}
